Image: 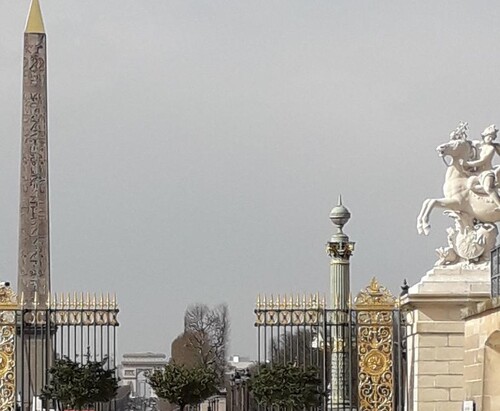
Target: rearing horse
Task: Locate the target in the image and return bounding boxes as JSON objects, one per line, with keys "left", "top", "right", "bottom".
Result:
{"left": 417, "top": 136, "right": 500, "bottom": 235}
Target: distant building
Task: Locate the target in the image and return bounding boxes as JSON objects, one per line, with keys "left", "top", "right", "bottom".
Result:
{"left": 120, "top": 352, "right": 168, "bottom": 397}
{"left": 227, "top": 355, "right": 254, "bottom": 371}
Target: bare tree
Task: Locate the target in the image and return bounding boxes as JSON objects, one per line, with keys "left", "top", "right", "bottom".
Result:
{"left": 183, "top": 303, "right": 230, "bottom": 385}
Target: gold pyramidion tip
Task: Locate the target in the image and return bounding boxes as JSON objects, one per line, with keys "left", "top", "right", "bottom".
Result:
{"left": 25, "top": 0, "right": 45, "bottom": 34}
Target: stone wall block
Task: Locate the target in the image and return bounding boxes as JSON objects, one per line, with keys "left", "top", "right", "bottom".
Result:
{"left": 418, "top": 360, "right": 449, "bottom": 375}
{"left": 417, "top": 375, "right": 437, "bottom": 388}
{"left": 435, "top": 346, "right": 465, "bottom": 361}
{"left": 448, "top": 360, "right": 464, "bottom": 375}
{"left": 419, "top": 335, "right": 448, "bottom": 347}
{"left": 448, "top": 335, "right": 464, "bottom": 347}
{"left": 416, "top": 402, "right": 437, "bottom": 411}
{"left": 449, "top": 387, "right": 464, "bottom": 401}
{"left": 435, "top": 375, "right": 463, "bottom": 388}
{"left": 416, "top": 347, "right": 437, "bottom": 361}
{"left": 419, "top": 388, "right": 449, "bottom": 401}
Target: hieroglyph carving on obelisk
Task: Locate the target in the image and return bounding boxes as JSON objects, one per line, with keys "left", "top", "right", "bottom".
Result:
{"left": 18, "top": 0, "right": 50, "bottom": 308}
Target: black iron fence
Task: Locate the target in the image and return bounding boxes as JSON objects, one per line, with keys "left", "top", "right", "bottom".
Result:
{"left": 253, "top": 287, "right": 407, "bottom": 411}
{"left": 0, "top": 293, "right": 119, "bottom": 411}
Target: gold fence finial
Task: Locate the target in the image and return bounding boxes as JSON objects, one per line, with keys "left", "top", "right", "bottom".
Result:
{"left": 369, "top": 277, "right": 379, "bottom": 292}
{"left": 0, "top": 283, "right": 18, "bottom": 308}
{"left": 355, "top": 277, "right": 397, "bottom": 309}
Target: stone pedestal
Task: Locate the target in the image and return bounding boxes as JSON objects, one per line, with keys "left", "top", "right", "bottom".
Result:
{"left": 401, "top": 266, "right": 490, "bottom": 411}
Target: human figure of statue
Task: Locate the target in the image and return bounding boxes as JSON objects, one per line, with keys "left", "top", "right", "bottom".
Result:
{"left": 461, "top": 124, "right": 500, "bottom": 209}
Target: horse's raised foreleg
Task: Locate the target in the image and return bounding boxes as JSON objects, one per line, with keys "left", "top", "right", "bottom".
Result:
{"left": 418, "top": 197, "right": 460, "bottom": 235}
{"left": 417, "top": 199, "right": 431, "bottom": 234}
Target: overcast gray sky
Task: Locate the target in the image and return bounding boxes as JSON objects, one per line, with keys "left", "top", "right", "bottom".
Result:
{"left": 2, "top": 1, "right": 500, "bottom": 360}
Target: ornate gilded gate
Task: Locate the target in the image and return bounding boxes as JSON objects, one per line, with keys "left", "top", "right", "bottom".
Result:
{"left": 0, "top": 283, "right": 119, "bottom": 411}
{"left": 355, "top": 278, "right": 402, "bottom": 411}
{"left": 0, "top": 284, "right": 17, "bottom": 411}
{"left": 254, "top": 278, "right": 406, "bottom": 411}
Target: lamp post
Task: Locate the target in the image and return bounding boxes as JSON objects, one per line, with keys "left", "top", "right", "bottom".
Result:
{"left": 229, "top": 369, "right": 251, "bottom": 411}
{"left": 242, "top": 369, "right": 251, "bottom": 411}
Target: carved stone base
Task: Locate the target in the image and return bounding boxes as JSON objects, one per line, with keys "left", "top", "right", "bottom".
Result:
{"left": 410, "top": 265, "right": 490, "bottom": 297}
{"left": 401, "top": 266, "right": 490, "bottom": 411}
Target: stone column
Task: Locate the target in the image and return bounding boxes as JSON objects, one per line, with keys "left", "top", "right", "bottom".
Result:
{"left": 401, "top": 266, "right": 490, "bottom": 411}
{"left": 326, "top": 197, "right": 354, "bottom": 409}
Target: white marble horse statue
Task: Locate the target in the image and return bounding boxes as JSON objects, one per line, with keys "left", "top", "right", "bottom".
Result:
{"left": 417, "top": 123, "right": 500, "bottom": 239}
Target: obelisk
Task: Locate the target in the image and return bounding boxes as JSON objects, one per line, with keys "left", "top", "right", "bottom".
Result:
{"left": 18, "top": 0, "right": 50, "bottom": 309}
{"left": 326, "top": 196, "right": 354, "bottom": 410}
